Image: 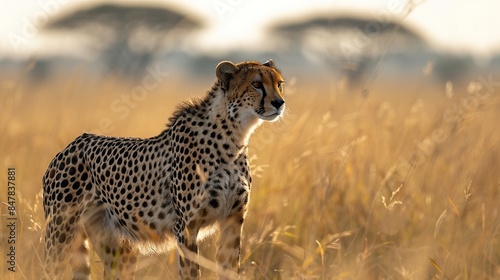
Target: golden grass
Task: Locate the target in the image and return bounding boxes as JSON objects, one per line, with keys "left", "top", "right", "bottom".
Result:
{"left": 0, "top": 75, "right": 499, "bottom": 279}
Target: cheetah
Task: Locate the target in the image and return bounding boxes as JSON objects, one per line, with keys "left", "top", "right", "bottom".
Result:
{"left": 43, "top": 59, "right": 285, "bottom": 279}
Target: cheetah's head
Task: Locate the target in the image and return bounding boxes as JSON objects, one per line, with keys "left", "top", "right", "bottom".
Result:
{"left": 216, "top": 59, "right": 285, "bottom": 124}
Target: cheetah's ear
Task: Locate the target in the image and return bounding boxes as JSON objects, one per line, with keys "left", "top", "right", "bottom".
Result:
{"left": 216, "top": 61, "right": 238, "bottom": 91}
{"left": 263, "top": 59, "right": 275, "bottom": 67}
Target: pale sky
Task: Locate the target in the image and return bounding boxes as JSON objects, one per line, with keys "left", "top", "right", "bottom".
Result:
{"left": 1, "top": 0, "right": 500, "bottom": 58}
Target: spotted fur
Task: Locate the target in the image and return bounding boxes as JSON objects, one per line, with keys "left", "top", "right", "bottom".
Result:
{"left": 43, "top": 60, "right": 285, "bottom": 279}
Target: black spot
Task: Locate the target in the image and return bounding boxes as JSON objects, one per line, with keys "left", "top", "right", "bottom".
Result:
{"left": 75, "top": 188, "right": 83, "bottom": 197}
{"left": 80, "top": 173, "right": 89, "bottom": 181}
{"left": 48, "top": 169, "right": 56, "bottom": 179}
{"left": 232, "top": 201, "right": 240, "bottom": 209}
{"left": 58, "top": 233, "right": 66, "bottom": 243}
{"left": 61, "top": 180, "right": 69, "bottom": 188}
{"left": 237, "top": 188, "right": 246, "bottom": 196}
{"left": 209, "top": 199, "right": 219, "bottom": 208}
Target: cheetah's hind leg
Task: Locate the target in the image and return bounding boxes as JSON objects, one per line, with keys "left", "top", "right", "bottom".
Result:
{"left": 84, "top": 208, "right": 138, "bottom": 280}
{"left": 44, "top": 209, "right": 90, "bottom": 280}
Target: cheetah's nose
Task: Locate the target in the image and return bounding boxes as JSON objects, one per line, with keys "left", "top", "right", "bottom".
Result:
{"left": 271, "top": 99, "right": 285, "bottom": 110}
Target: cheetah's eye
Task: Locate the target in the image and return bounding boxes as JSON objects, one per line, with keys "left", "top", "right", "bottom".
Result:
{"left": 277, "top": 81, "right": 284, "bottom": 90}
{"left": 252, "top": 82, "right": 263, "bottom": 89}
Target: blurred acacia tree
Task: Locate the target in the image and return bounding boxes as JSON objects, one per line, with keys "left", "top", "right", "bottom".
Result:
{"left": 44, "top": 4, "right": 203, "bottom": 78}
{"left": 270, "top": 15, "right": 427, "bottom": 89}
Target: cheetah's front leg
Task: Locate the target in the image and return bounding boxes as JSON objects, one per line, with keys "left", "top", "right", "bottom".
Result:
{"left": 216, "top": 213, "right": 245, "bottom": 280}
{"left": 176, "top": 221, "right": 201, "bottom": 279}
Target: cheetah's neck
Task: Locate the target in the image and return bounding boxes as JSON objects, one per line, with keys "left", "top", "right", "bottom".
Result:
{"left": 162, "top": 82, "right": 262, "bottom": 162}
{"left": 207, "top": 86, "right": 262, "bottom": 149}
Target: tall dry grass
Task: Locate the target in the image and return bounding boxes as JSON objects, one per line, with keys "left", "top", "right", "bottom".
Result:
{"left": 0, "top": 74, "right": 499, "bottom": 279}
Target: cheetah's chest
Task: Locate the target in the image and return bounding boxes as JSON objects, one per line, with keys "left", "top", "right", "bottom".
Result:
{"left": 175, "top": 160, "right": 251, "bottom": 227}
{"left": 205, "top": 165, "right": 250, "bottom": 218}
